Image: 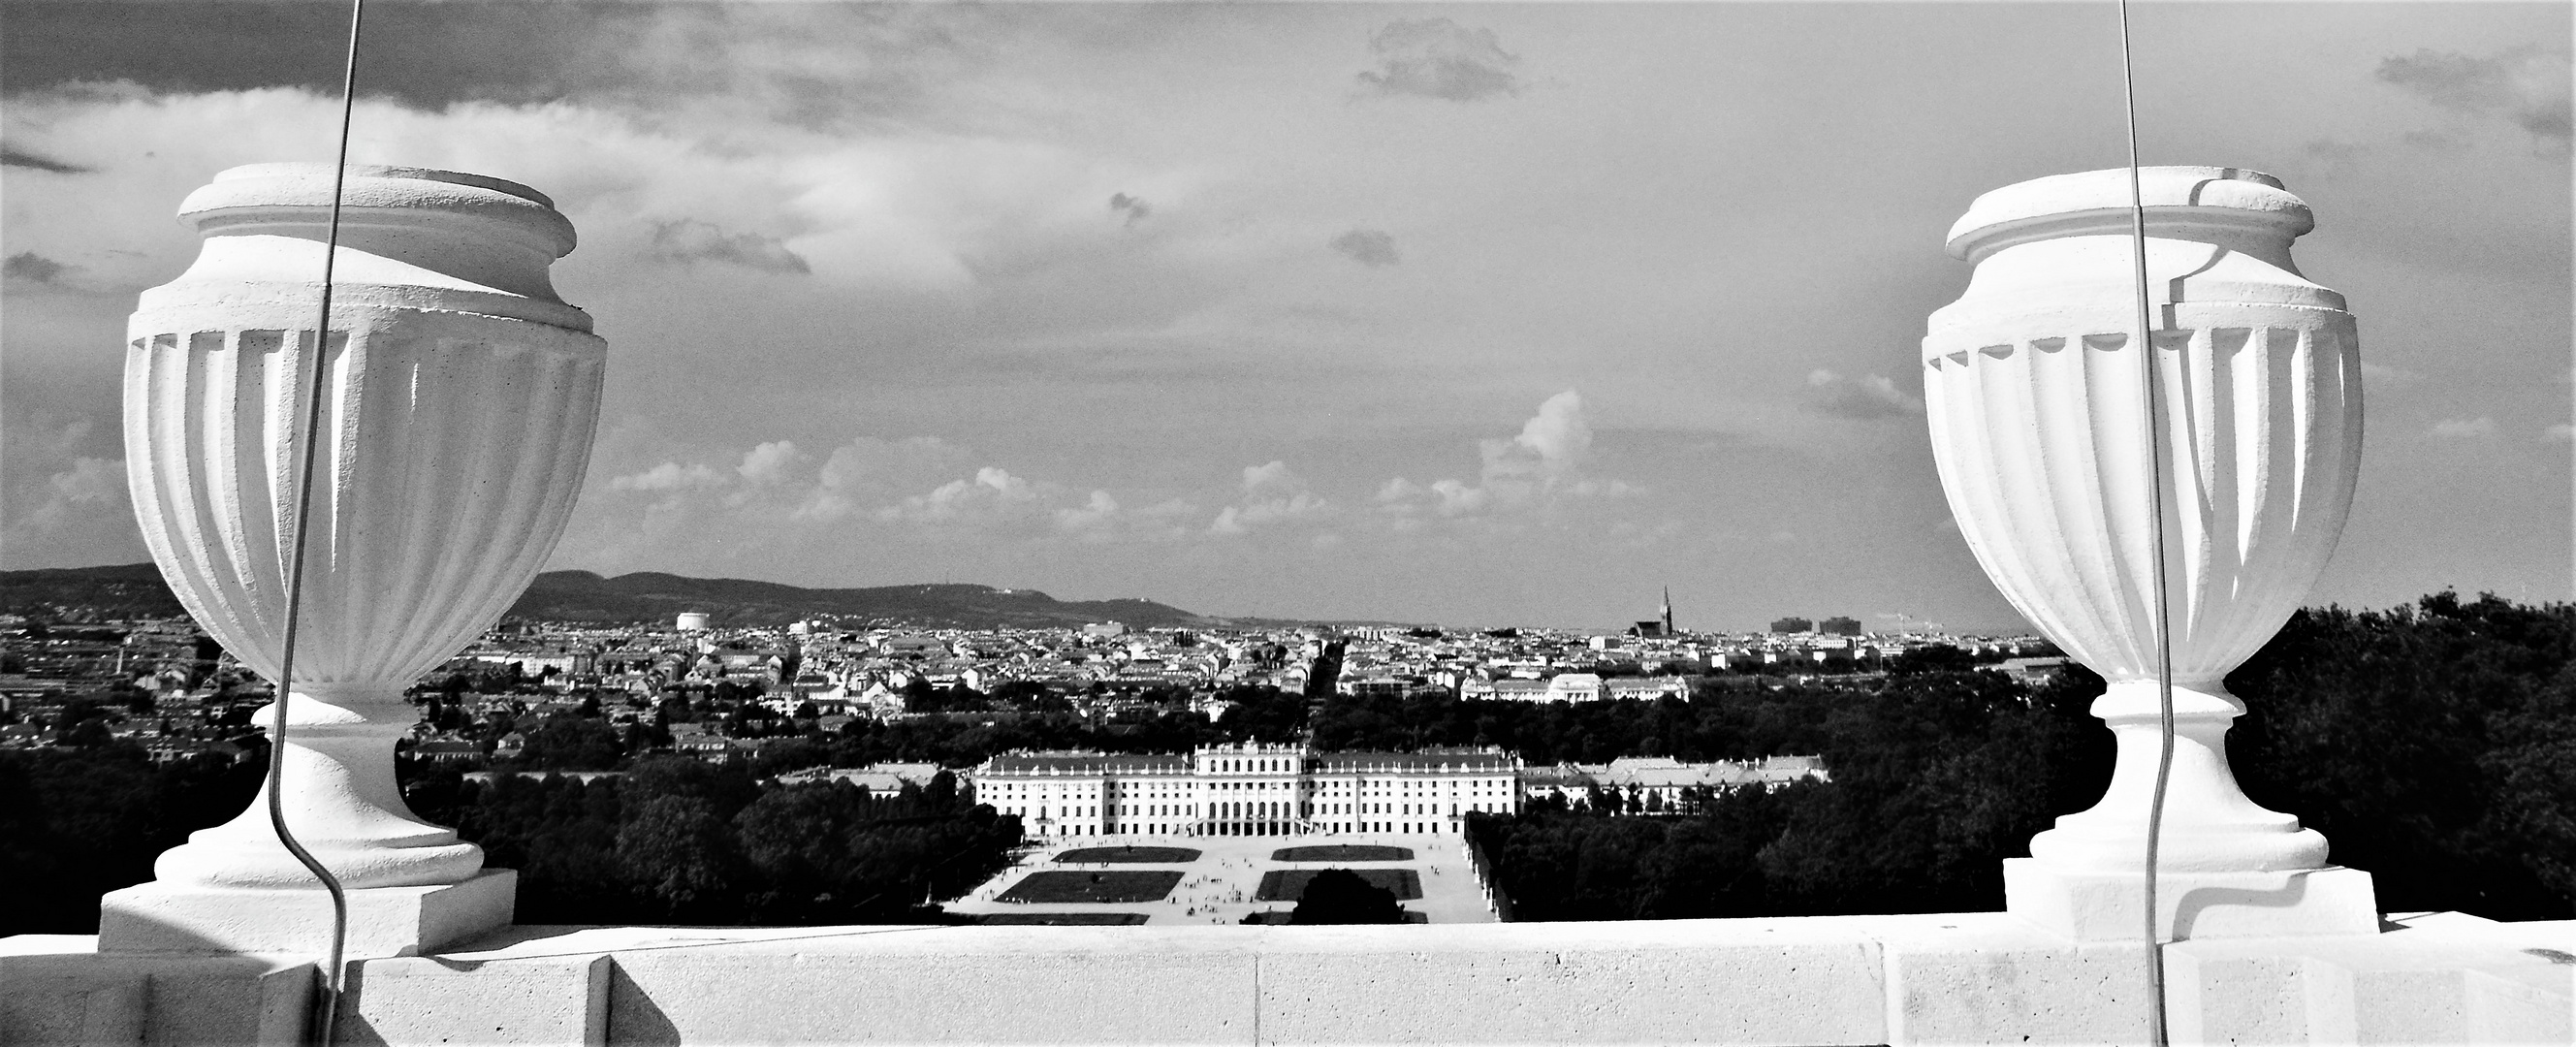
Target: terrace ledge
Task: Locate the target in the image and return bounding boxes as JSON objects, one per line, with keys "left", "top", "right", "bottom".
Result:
{"left": 8, "top": 910, "right": 2570, "bottom": 1045}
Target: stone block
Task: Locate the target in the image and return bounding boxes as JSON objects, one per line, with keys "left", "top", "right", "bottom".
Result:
{"left": 338, "top": 953, "right": 607, "bottom": 1046}
{"left": 1873, "top": 913, "right": 2159, "bottom": 1045}
{"left": 0, "top": 936, "right": 315, "bottom": 1046}
{"left": 1250, "top": 920, "right": 1887, "bottom": 1044}
{"left": 2166, "top": 917, "right": 2575, "bottom": 1045}
{"left": 596, "top": 926, "right": 1261, "bottom": 1043}
{"left": 2, "top": 966, "right": 144, "bottom": 1046}
{"left": 2004, "top": 859, "right": 2380, "bottom": 941}
{"left": 2464, "top": 967, "right": 2574, "bottom": 1044}
{"left": 97, "top": 870, "right": 515, "bottom": 960}
{"left": 17, "top": 911, "right": 2571, "bottom": 1045}
{"left": 2156, "top": 948, "right": 2312, "bottom": 1045}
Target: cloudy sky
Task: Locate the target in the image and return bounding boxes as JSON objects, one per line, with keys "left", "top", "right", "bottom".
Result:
{"left": 3, "top": 3, "right": 2567, "bottom": 630}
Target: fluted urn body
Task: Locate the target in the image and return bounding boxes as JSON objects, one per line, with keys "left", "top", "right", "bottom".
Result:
{"left": 123, "top": 164, "right": 605, "bottom": 890}
{"left": 1924, "top": 167, "right": 2362, "bottom": 889}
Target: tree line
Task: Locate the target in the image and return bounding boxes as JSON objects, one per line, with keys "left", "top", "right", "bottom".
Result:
{"left": 400, "top": 758, "right": 1022, "bottom": 925}
{"left": 1469, "top": 592, "right": 2575, "bottom": 923}
{"left": 0, "top": 746, "right": 266, "bottom": 935}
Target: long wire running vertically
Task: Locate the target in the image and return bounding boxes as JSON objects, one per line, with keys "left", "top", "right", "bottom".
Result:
{"left": 270, "top": 0, "right": 366, "bottom": 1042}
{"left": 2116, "top": 2, "right": 2180, "bottom": 1044}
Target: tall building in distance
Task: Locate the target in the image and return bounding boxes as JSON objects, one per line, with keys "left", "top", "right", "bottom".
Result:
{"left": 1633, "top": 587, "right": 1678, "bottom": 638}
{"left": 1819, "top": 616, "right": 1862, "bottom": 637}
{"left": 1768, "top": 617, "right": 1814, "bottom": 634}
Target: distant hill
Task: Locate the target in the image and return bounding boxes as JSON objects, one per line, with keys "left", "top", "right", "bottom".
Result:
{"left": 0, "top": 563, "right": 188, "bottom": 619}
{"left": 508, "top": 571, "right": 1219, "bottom": 629}
{"left": 1, "top": 563, "right": 1218, "bottom": 631}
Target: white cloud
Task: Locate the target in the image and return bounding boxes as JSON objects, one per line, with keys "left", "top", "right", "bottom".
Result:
{"left": 1429, "top": 478, "right": 1492, "bottom": 517}
{"left": 39, "top": 456, "right": 121, "bottom": 508}
{"left": 2377, "top": 46, "right": 2572, "bottom": 143}
{"left": 0, "top": 456, "right": 136, "bottom": 556}
{"left": 1374, "top": 390, "right": 1628, "bottom": 524}
{"left": 793, "top": 436, "right": 973, "bottom": 522}
{"left": 610, "top": 461, "right": 724, "bottom": 492}
{"left": 1240, "top": 460, "right": 1303, "bottom": 494}
{"left": 0, "top": 83, "right": 1204, "bottom": 320}
{"left": 883, "top": 466, "right": 1043, "bottom": 524}
{"left": 2358, "top": 361, "right": 2424, "bottom": 390}
{"left": 735, "top": 441, "right": 803, "bottom": 485}
{"left": 1483, "top": 390, "right": 1592, "bottom": 482}
{"left": 1803, "top": 368, "right": 1924, "bottom": 420}
{"left": 1210, "top": 460, "right": 1332, "bottom": 535}
{"left": 587, "top": 431, "right": 1218, "bottom": 551}
{"left": 2430, "top": 417, "right": 2497, "bottom": 438}
{"left": 1054, "top": 491, "right": 1123, "bottom": 535}
{"left": 1374, "top": 477, "right": 1424, "bottom": 503}
{"left": 650, "top": 218, "right": 810, "bottom": 275}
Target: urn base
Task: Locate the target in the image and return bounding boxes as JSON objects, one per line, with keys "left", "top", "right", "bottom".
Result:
{"left": 2005, "top": 858, "right": 2379, "bottom": 941}
{"left": 98, "top": 869, "right": 517, "bottom": 959}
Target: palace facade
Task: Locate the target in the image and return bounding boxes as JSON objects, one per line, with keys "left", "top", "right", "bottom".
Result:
{"left": 968, "top": 742, "right": 1522, "bottom": 839}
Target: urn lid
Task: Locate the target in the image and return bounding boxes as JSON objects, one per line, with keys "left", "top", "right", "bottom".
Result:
{"left": 179, "top": 164, "right": 578, "bottom": 258}
{"left": 1946, "top": 167, "right": 2313, "bottom": 264}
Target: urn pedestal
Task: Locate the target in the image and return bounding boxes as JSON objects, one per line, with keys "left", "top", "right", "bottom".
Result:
{"left": 1924, "top": 167, "right": 2378, "bottom": 941}
{"left": 98, "top": 165, "right": 605, "bottom": 958}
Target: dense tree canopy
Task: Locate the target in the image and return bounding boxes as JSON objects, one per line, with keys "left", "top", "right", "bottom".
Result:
{"left": 408, "top": 758, "right": 1018, "bottom": 925}
{"left": 0, "top": 744, "right": 264, "bottom": 935}
{"left": 2229, "top": 593, "right": 2576, "bottom": 919}
{"left": 1470, "top": 593, "right": 2575, "bottom": 923}
{"left": 1472, "top": 665, "right": 2110, "bottom": 920}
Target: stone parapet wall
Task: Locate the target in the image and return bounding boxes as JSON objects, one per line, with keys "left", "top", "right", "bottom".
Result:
{"left": 9, "top": 911, "right": 2570, "bottom": 1045}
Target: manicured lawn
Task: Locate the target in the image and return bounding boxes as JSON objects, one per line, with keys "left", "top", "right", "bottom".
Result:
{"left": 998, "top": 870, "right": 1186, "bottom": 904}
{"left": 1272, "top": 844, "right": 1414, "bottom": 862}
{"left": 976, "top": 912, "right": 1151, "bottom": 925}
{"left": 1055, "top": 846, "right": 1203, "bottom": 864}
{"left": 1255, "top": 868, "right": 1422, "bottom": 902}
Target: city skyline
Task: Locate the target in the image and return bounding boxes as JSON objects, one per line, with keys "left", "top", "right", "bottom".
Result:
{"left": 4, "top": 3, "right": 2568, "bottom": 632}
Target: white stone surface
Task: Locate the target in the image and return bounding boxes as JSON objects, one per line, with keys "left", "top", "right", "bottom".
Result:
{"left": 106, "top": 163, "right": 601, "bottom": 955}
{"left": 337, "top": 952, "right": 606, "bottom": 1046}
{"left": 99, "top": 870, "right": 517, "bottom": 960}
{"left": 12, "top": 913, "right": 2568, "bottom": 1045}
{"left": 464, "top": 919, "right": 1895, "bottom": 1045}
{"left": 2166, "top": 912, "right": 2576, "bottom": 1045}
{"left": 1924, "top": 167, "right": 2371, "bottom": 936}
{"left": 1873, "top": 912, "right": 2159, "bottom": 1044}
{"left": 2005, "top": 859, "right": 2380, "bottom": 943}
{"left": 1, "top": 936, "right": 314, "bottom": 1047}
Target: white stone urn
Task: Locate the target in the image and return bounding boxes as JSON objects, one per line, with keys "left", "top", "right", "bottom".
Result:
{"left": 100, "top": 164, "right": 604, "bottom": 956}
{"left": 1923, "top": 167, "right": 2377, "bottom": 940}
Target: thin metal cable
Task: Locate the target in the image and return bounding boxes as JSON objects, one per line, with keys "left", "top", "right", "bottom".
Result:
{"left": 2117, "top": 2, "right": 2179, "bottom": 1045}
{"left": 270, "top": 0, "right": 366, "bottom": 1043}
